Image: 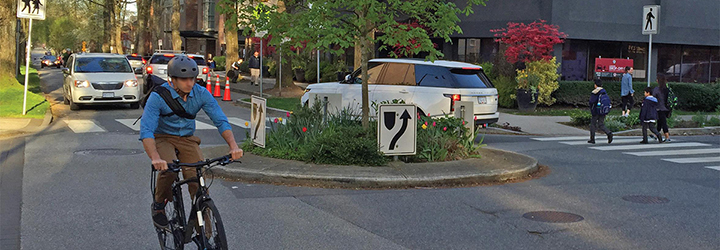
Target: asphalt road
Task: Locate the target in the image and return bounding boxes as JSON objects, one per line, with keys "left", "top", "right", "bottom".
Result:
{"left": 1, "top": 63, "right": 718, "bottom": 249}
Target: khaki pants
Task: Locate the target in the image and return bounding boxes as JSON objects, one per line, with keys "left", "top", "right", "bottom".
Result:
{"left": 250, "top": 68, "right": 260, "bottom": 85}
{"left": 153, "top": 134, "right": 204, "bottom": 203}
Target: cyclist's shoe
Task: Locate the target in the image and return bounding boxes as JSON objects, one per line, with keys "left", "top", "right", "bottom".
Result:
{"left": 152, "top": 202, "right": 169, "bottom": 228}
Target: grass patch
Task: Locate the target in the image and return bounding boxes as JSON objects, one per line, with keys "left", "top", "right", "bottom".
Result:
{"left": 242, "top": 97, "right": 300, "bottom": 112}
{"left": 1, "top": 68, "right": 49, "bottom": 119}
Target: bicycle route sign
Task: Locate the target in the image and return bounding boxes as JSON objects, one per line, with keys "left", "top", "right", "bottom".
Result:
{"left": 251, "top": 96, "right": 266, "bottom": 148}
{"left": 17, "top": 0, "right": 46, "bottom": 20}
{"left": 378, "top": 104, "right": 417, "bottom": 155}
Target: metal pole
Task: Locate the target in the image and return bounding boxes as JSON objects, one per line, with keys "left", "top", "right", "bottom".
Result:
{"left": 16, "top": 19, "right": 21, "bottom": 76}
{"left": 260, "top": 39, "right": 263, "bottom": 97}
{"left": 279, "top": 48, "right": 282, "bottom": 97}
{"left": 323, "top": 96, "right": 328, "bottom": 124}
{"left": 23, "top": 19, "right": 33, "bottom": 115}
{"left": 647, "top": 34, "right": 652, "bottom": 87}
{"left": 317, "top": 49, "right": 320, "bottom": 83}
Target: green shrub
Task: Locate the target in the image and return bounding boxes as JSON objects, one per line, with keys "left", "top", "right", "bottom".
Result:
{"left": 477, "top": 62, "right": 495, "bottom": 80}
{"left": 214, "top": 56, "right": 226, "bottom": 71}
{"left": 604, "top": 120, "right": 626, "bottom": 132}
{"left": 239, "top": 60, "right": 249, "bottom": 73}
{"left": 493, "top": 76, "right": 517, "bottom": 108}
{"left": 692, "top": 114, "right": 707, "bottom": 127}
{"left": 554, "top": 81, "right": 720, "bottom": 112}
{"left": 408, "top": 115, "right": 483, "bottom": 162}
{"left": 707, "top": 116, "right": 720, "bottom": 126}
{"left": 570, "top": 110, "right": 592, "bottom": 125}
{"left": 610, "top": 115, "right": 639, "bottom": 127}
{"left": 305, "top": 125, "right": 387, "bottom": 166}
{"left": 667, "top": 115, "right": 680, "bottom": 128}
{"left": 266, "top": 60, "right": 277, "bottom": 77}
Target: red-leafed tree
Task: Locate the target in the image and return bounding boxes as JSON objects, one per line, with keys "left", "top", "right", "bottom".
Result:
{"left": 491, "top": 20, "right": 567, "bottom": 64}
{"left": 391, "top": 21, "right": 437, "bottom": 58}
{"left": 250, "top": 36, "right": 276, "bottom": 57}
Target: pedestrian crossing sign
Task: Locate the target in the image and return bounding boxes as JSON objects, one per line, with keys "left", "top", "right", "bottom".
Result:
{"left": 642, "top": 5, "right": 660, "bottom": 35}
{"left": 17, "top": 0, "right": 46, "bottom": 20}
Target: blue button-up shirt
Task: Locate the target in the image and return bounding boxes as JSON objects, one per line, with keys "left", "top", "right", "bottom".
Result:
{"left": 139, "top": 82, "right": 232, "bottom": 140}
{"left": 621, "top": 73, "right": 634, "bottom": 96}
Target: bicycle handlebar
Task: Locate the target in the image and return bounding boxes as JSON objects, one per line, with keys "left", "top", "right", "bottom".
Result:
{"left": 150, "top": 154, "right": 238, "bottom": 172}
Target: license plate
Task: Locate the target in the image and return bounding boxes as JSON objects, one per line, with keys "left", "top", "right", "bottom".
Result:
{"left": 102, "top": 92, "right": 114, "bottom": 98}
{"left": 477, "top": 97, "right": 487, "bottom": 104}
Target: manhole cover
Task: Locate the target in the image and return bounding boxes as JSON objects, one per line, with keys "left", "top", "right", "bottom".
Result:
{"left": 622, "top": 195, "right": 669, "bottom": 204}
{"left": 74, "top": 149, "right": 144, "bottom": 156}
{"left": 522, "top": 211, "right": 584, "bottom": 223}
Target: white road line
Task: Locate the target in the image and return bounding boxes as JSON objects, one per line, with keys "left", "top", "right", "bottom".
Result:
{"left": 64, "top": 120, "right": 106, "bottom": 133}
{"left": 227, "top": 117, "right": 250, "bottom": 128}
{"left": 625, "top": 148, "right": 720, "bottom": 156}
{"left": 589, "top": 142, "right": 711, "bottom": 151}
{"left": 532, "top": 136, "right": 593, "bottom": 141}
{"left": 705, "top": 166, "right": 720, "bottom": 171}
{"left": 195, "top": 120, "right": 215, "bottom": 130}
{"left": 115, "top": 119, "right": 141, "bottom": 131}
{"left": 662, "top": 157, "right": 720, "bottom": 164}
{"left": 561, "top": 138, "right": 644, "bottom": 145}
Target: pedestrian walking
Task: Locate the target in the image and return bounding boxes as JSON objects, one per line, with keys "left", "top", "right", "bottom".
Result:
{"left": 207, "top": 54, "right": 216, "bottom": 75}
{"left": 653, "top": 73, "right": 671, "bottom": 142}
{"left": 588, "top": 79, "right": 614, "bottom": 144}
{"left": 639, "top": 87, "right": 663, "bottom": 144}
{"left": 249, "top": 51, "right": 261, "bottom": 86}
{"left": 621, "top": 66, "right": 635, "bottom": 117}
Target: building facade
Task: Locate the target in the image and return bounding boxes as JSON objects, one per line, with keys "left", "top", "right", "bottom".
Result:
{"left": 157, "top": 0, "right": 220, "bottom": 57}
{"left": 444, "top": 0, "right": 720, "bottom": 83}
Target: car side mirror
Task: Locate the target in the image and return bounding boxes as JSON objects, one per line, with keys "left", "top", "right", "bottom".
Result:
{"left": 62, "top": 68, "right": 70, "bottom": 75}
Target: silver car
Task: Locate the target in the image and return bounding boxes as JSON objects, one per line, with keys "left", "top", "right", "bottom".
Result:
{"left": 142, "top": 52, "right": 209, "bottom": 93}
{"left": 126, "top": 54, "right": 145, "bottom": 74}
{"left": 62, "top": 53, "right": 141, "bottom": 110}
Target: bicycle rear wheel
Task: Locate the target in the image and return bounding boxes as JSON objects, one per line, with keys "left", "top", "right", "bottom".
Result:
{"left": 198, "top": 200, "right": 228, "bottom": 250}
{"left": 155, "top": 201, "right": 185, "bottom": 250}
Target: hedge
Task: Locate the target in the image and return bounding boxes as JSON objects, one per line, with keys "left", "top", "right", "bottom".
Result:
{"left": 553, "top": 81, "right": 720, "bottom": 112}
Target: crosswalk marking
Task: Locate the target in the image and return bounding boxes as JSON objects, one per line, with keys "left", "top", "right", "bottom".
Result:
{"left": 64, "top": 120, "right": 106, "bottom": 133}
{"left": 195, "top": 120, "right": 215, "bottom": 130}
{"left": 663, "top": 157, "right": 720, "bottom": 164}
{"left": 705, "top": 166, "right": 720, "bottom": 171}
{"left": 227, "top": 117, "right": 250, "bottom": 128}
{"left": 561, "top": 138, "right": 643, "bottom": 145}
{"left": 532, "top": 136, "right": 593, "bottom": 141}
{"left": 589, "top": 142, "right": 711, "bottom": 151}
{"left": 625, "top": 148, "right": 720, "bottom": 156}
{"left": 115, "top": 119, "right": 141, "bottom": 131}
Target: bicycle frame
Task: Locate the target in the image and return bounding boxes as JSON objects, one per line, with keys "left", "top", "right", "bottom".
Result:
{"left": 170, "top": 167, "right": 214, "bottom": 245}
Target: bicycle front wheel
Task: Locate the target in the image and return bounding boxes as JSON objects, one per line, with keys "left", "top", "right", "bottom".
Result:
{"left": 198, "top": 200, "right": 228, "bottom": 250}
{"left": 156, "top": 200, "right": 184, "bottom": 250}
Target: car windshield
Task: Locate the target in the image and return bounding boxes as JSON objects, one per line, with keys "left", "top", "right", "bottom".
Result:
{"left": 190, "top": 57, "right": 206, "bottom": 66}
{"left": 415, "top": 65, "right": 493, "bottom": 88}
{"left": 74, "top": 57, "right": 132, "bottom": 73}
{"left": 43, "top": 56, "right": 57, "bottom": 61}
{"left": 150, "top": 55, "right": 174, "bottom": 64}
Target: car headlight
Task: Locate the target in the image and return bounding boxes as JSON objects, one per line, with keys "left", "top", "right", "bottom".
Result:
{"left": 74, "top": 80, "right": 90, "bottom": 88}
{"left": 124, "top": 80, "right": 138, "bottom": 87}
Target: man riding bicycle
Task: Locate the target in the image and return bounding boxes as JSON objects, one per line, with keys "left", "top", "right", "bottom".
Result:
{"left": 140, "top": 55, "right": 243, "bottom": 229}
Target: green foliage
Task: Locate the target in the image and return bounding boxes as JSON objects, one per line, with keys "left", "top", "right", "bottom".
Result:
{"left": 49, "top": 17, "right": 78, "bottom": 53}
{"left": 239, "top": 60, "right": 249, "bottom": 73}
{"left": 692, "top": 114, "right": 707, "bottom": 127}
{"left": 1, "top": 70, "right": 49, "bottom": 118}
{"left": 477, "top": 62, "right": 495, "bottom": 80}
{"left": 266, "top": 60, "right": 277, "bottom": 77}
{"left": 409, "top": 114, "right": 483, "bottom": 162}
{"left": 667, "top": 115, "right": 679, "bottom": 128}
{"left": 570, "top": 110, "right": 592, "bottom": 125}
{"left": 493, "top": 76, "right": 517, "bottom": 108}
{"left": 604, "top": 119, "right": 626, "bottom": 132}
{"left": 214, "top": 56, "right": 226, "bottom": 71}
{"left": 516, "top": 58, "right": 560, "bottom": 106}
{"left": 707, "top": 116, "right": 720, "bottom": 127}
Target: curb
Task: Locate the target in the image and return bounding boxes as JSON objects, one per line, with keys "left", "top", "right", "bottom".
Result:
{"left": 234, "top": 99, "right": 291, "bottom": 116}
{"left": 202, "top": 146, "right": 539, "bottom": 189}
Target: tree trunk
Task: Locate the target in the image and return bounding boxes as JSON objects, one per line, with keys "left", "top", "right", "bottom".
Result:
{"left": 136, "top": 0, "right": 151, "bottom": 55}
{"left": 171, "top": 0, "right": 182, "bottom": 50}
{"left": 113, "top": 0, "right": 124, "bottom": 54}
{"left": 272, "top": 1, "right": 298, "bottom": 94}
{"left": 0, "top": 0, "right": 16, "bottom": 77}
{"left": 358, "top": 10, "right": 371, "bottom": 128}
{"left": 224, "top": 15, "right": 238, "bottom": 74}
{"left": 102, "top": 2, "right": 112, "bottom": 53}
{"left": 152, "top": 0, "right": 164, "bottom": 51}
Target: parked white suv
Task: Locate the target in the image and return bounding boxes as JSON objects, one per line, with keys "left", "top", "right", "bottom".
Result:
{"left": 142, "top": 52, "right": 209, "bottom": 93}
{"left": 301, "top": 58, "right": 499, "bottom": 125}
{"left": 62, "top": 53, "right": 141, "bottom": 110}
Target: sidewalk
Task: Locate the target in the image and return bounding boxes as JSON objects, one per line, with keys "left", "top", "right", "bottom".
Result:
{"left": 210, "top": 72, "right": 306, "bottom": 98}
{"left": 0, "top": 109, "right": 54, "bottom": 139}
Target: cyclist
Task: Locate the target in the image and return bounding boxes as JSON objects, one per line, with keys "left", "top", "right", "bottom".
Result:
{"left": 140, "top": 55, "right": 243, "bottom": 229}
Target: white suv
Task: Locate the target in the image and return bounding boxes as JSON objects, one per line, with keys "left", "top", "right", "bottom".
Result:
{"left": 62, "top": 53, "right": 141, "bottom": 110}
{"left": 142, "top": 52, "right": 209, "bottom": 93}
{"left": 301, "top": 58, "right": 499, "bottom": 125}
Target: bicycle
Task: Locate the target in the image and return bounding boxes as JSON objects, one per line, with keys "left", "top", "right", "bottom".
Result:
{"left": 150, "top": 154, "right": 236, "bottom": 250}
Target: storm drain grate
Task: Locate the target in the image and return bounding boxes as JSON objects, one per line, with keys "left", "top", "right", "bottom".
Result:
{"left": 622, "top": 195, "right": 669, "bottom": 204}
{"left": 522, "top": 211, "right": 584, "bottom": 223}
{"left": 74, "top": 149, "right": 144, "bottom": 156}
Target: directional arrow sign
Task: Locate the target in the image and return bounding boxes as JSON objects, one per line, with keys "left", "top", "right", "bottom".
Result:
{"left": 251, "top": 95, "right": 266, "bottom": 148}
{"left": 378, "top": 104, "right": 417, "bottom": 155}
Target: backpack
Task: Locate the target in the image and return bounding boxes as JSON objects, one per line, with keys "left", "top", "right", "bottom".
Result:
{"left": 133, "top": 76, "right": 196, "bottom": 125}
{"left": 666, "top": 85, "right": 678, "bottom": 110}
{"left": 596, "top": 92, "right": 612, "bottom": 115}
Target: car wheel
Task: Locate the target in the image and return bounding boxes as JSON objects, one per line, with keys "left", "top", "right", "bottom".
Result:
{"left": 63, "top": 95, "right": 70, "bottom": 105}
{"left": 129, "top": 102, "right": 140, "bottom": 109}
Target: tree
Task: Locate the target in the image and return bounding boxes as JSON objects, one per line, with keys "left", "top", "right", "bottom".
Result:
{"left": 0, "top": 0, "right": 16, "bottom": 77}
{"left": 49, "top": 17, "right": 79, "bottom": 52}
{"left": 250, "top": 0, "right": 487, "bottom": 128}
{"left": 217, "top": 0, "right": 241, "bottom": 71}
{"left": 136, "top": 0, "right": 152, "bottom": 55}
{"left": 171, "top": 0, "right": 181, "bottom": 50}
{"left": 491, "top": 20, "right": 567, "bottom": 64}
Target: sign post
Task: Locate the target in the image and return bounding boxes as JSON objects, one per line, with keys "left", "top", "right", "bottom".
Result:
{"left": 17, "top": 0, "right": 46, "bottom": 115}
{"left": 251, "top": 96, "right": 267, "bottom": 148}
{"left": 255, "top": 30, "right": 268, "bottom": 97}
{"left": 643, "top": 5, "right": 660, "bottom": 87}
{"left": 378, "top": 104, "right": 417, "bottom": 156}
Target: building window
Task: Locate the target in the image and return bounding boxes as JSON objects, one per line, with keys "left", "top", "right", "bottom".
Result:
{"left": 203, "top": 0, "right": 216, "bottom": 30}
{"left": 681, "top": 46, "right": 713, "bottom": 83}
{"left": 561, "top": 40, "right": 589, "bottom": 81}
{"left": 659, "top": 45, "right": 682, "bottom": 82}
{"left": 458, "top": 39, "right": 466, "bottom": 62}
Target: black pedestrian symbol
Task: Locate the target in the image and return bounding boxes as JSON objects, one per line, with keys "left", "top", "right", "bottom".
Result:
{"left": 645, "top": 8, "right": 655, "bottom": 30}
{"left": 21, "top": 0, "right": 31, "bottom": 13}
{"left": 385, "top": 110, "right": 412, "bottom": 150}
{"left": 252, "top": 103, "right": 263, "bottom": 140}
{"left": 32, "top": 0, "right": 43, "bottom": 14}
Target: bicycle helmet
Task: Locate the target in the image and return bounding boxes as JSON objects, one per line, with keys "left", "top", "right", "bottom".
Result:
{"left": 167, "top": 55, "right": 199, "bottom": 78}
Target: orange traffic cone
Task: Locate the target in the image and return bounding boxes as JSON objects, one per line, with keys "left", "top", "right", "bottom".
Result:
{"left": 206, "top": 74, "right": 213, "bottom": 93}
{"left": 213, "top": 75, "right": 222, "bottom": 97}
{"left": 222, "top": 77, "right": 232, "bottom": 101}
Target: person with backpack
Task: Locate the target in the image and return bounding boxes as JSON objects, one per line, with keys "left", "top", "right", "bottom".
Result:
{"left": 639, "top": 87, "right": 663, "bottom": 144}
{"left": 621, "top": 67, "right": 635, "bottom": 117}
{"left": 588, "top": 79, "right": 614, "bottom": 144}
{"left": 139, "top": 55, "right": 243, "bottom": 229}
{"left": 653, "top": 73, "right": 671, "bottom": 142}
